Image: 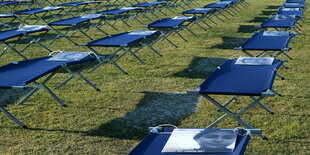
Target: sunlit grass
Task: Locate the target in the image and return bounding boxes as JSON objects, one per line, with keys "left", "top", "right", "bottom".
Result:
{"left": 0, "top": 0, "right": 309, "bottom": 154}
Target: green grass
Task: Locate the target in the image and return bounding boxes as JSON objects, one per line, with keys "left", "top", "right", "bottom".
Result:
{"left": 0, "top": 0, "right": 310, "bottom": 154}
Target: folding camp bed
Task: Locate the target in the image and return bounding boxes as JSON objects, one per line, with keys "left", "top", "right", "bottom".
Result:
{"left": 132, "top": 1, "right": 167, "bottom": 20}
{"left": 146, "top": 16, "right": 197, "bottom": 48}
{"left": 282, "top": 3, "right": 307, "bottom": 9}
{"left": 97, "top": 7, "right": 143, "bottom": 30}
{"left": 0, "top": 51, "right": 100, "bottom": 128}
{"left": 48, "top": 13, "right": 108, "bottom": 45}
{"left": 187, "top": 57, "right": 284, "bottom": 139}
{"left": 0, "top": 25, "right": 52, "bottom": 60}
{"left": 181, "top": 8, "right": 219, "bottom": 29}
{"left": 13, "top": 6, "right": 64, "bottom": 25}
{"left": 234, "top": 31, "right": 297, "bottom": 62}
{"left": 129, "top": 126, "right": 261, "bottom": 154}
{"left": 0, "top": 13, "right": 22, "bottom": 30}
{"left": 80, "top": 30, "right": 162, "bottom": 74}
{"left": 58, "top": 1, "right": 101, "bottom": 17}
{"left": 258, "top": 15, "right": 302, "bottom": 34}
{"left": 203, "top": 1, "right": 237, "bottom": 20}
{"left": 277, "top": 8, "right": 304, "bottom": 19}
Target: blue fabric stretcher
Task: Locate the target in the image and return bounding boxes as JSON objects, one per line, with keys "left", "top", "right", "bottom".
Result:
{"left": 237, "top": 31, "right": 296, "bottom": 60}
{"left": 146, "top": 16, "right": 196, "bottom": 47}
{"left": 259, "top": 15, "right": 301, "bottom": 34}
{"left": 80, "top": 30, "right": 162, "bottom": 74}
{"left": 48, "top": 13, "right": 107, "bottom": 45}
{"left": 0, "top": 25, "right": 51, "bottom": 60}
{"left": 129, "top": 127, "right": 254, "bottom": 155}
{"left": 0, "top": 52, "right": 100, "bottom": 128}
{"left": 241, "top": 31, "right": 295, "bottom": 50}
{"left": 277, "top": 8, "right": 304, "bottom": 18}
{"left": 188, "top": 58, "right": 284, "bottom": 139}
{"left": 282, "top": 3, "right": 307, "bottom": 9}
{"left": 198, "top": 59, "right": 283, "bottom": 96}
{"left": 14, "top": 6, "right": 64, "bottom": 24}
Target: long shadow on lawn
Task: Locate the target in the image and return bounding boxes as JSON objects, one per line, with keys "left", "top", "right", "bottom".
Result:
{"left": 86, "top": 92, "right": 201, "bottom": 140}
{"left": 172, "top": 57, "right": 228, "bottom": 79}
{"left": 209, "top": 36, "right": 248, "bottom": 50}
{"left": 0, "top": 88, "right": 32, "bottom": 106}
{"left": 237, "top": 25, "right": 259, "bottom": 33}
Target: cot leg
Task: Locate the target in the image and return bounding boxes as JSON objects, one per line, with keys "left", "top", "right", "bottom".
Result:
{"left": 276, "top": 73, "right": 285, "bottom": 80}
{"left": 0, "top": 105, "right": 27, "bottom": 128}
{"left": 217, "top": 96, "right": 237, "bottom": 112}
{"left": 41, "top": 83, "right": 67, "bottom": 107}
{"left": 124, "top": 49, "right": 145, "bottom": 64}
{"left": 235, "top": 117, "right": 268, "bottom": 140}
{"left": 18, "top": 87, "right": 39, "bottom": 105}
{"left": 250, "top": 96, "right": 274, "bottom": 114}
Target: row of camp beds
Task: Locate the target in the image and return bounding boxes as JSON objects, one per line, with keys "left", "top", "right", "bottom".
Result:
{"left": 0, "top": 0, "right": 247, "bottom": 63}
{"left": 257, "top": 0, "right": 307, "bottom": 35}
{"left": 0, "top": 0, "right": 250, "bottom": 127}
{"left": 128, "top": 1, "right": 309, "bottom": 153}
{"left": 0, "top": 0, "right": 190, "bottom": 30}
{"left": 0, "top": 1, "right": 301, "bottom": 153}
{"left": 235, "top": 0, "right": 307, "bottom": 62}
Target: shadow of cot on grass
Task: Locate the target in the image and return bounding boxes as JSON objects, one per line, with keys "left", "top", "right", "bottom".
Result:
{"left": 209, "top": 36, "right": 248, "bottom": 50}
{"left": 86, "top": 91, "right": 201, "bottom": 140}
{"left": 172, "top": 57, "right": 228, "bottom": 79}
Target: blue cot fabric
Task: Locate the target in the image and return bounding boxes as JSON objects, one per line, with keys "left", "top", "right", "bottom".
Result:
{"left": 260, "top": 18, "right": 297, "bottom": 28}
{"left": 147, "top": 17, "right": 193, "bottom": 28}
{"left": 0, "top": 28, "right": 49, "bottom": 41}
{"left": 203, "top": 2, "right": 231, "bottom": 8}
{"left": 0, "top": 55, "right": 95, "bottom": 89}
{"left": 277, "top": 9, "right": 304, "bottom": 17}
{"left": 98, "top": 8, "right": 138, "bottom": 15}
{"left": 14, "top": 8, "right": 63, "bottom": 14}
{"left": 182, "top": 8, "right": 215, "bottom": 15}
{"left": 133, "top": 2, "right": 163, "bottom": 7}
{"left": 48, "top": 17, "right": 91, "bottom": 26}
{"left": 282, "top": 3, "right": 306, "bottom": 8}
{"left": 128, "top": 127, "right": 250, "bottom": 155}
{"left": 241, "top": 32, "right": 295, "bottom": 50}
{"left": 59, "top": 2, "right": 86, "bottom": 6}
{"left": 0, "top": 29, "right": 24, "bottom": 41}
{"left": 83, "top": 31, "right": 161, "bottom": 47}
{"left": 286, "top": 0, "right": 305, "bottom": 3}
{"left": 198, "top": 59, "right": 282, "bottom": 96}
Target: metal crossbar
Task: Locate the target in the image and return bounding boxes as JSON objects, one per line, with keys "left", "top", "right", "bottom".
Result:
{"left": 188, "top": 88, "right": 276, "bottom": 139}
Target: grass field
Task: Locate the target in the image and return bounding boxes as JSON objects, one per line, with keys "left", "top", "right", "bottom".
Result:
{"left": 0, "top": 0, "right": 310, "bottom": 154}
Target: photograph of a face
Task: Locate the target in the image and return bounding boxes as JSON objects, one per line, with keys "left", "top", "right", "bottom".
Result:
{"left": 235, "top": 57, "right": 274, "bottom": 65}
{"left": 162, "top": 128, "right": 237, "bottom": 153}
